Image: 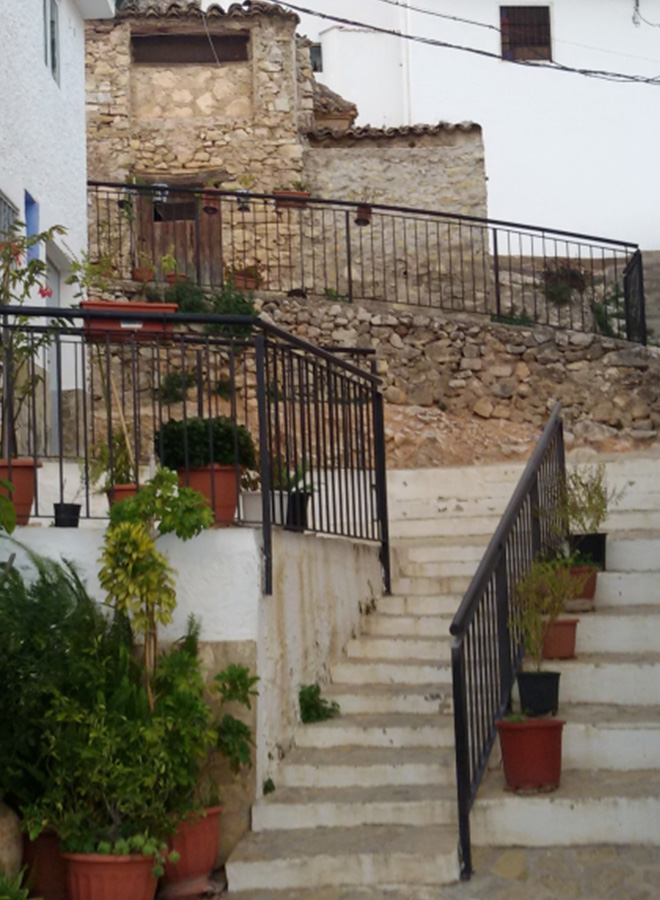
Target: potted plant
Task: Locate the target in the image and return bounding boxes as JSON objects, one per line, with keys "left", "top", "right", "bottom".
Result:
{"left": 511, "top": 559, "right": 578, "bottom": 716}
{"left": 53, "top": 478, "right": 83, "bottom": 528}
{"left": 131, "top": 250, "right": 155, "bottom": 284}
{"left": 0, "top": 221, "right": 66, "bottom": 523}
{"left": 274, "top": 181, "right": 311, "bottom": 210}
{"left": 161, "top": 248, "right": 186, "bottom": 286}
{"left": 495, "top": 712, "right": 565, "bottom": 792}
{"left": 88, "top": 428, "right": 138, "bottom": 508}
{"left": 271, "top": 456, "right": 312, "bottom": 531}
{"left": 240, "top": 469, "right": 263, "bottom": 523}
{"left": 154, "top": 417, "right": 256, "bottom": 524}
{"left": 201, "top": 180, "right": 221, "bottom": 216}
{"left": 224, "top": 263, "right": 262, "bottom": 292}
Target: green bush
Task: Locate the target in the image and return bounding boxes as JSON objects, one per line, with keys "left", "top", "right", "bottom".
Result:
{"left": 154, "top": 416, "right": 256, "bottom": 471}
{"left": 299, "top": 684, "right": 340, "bottom": 723}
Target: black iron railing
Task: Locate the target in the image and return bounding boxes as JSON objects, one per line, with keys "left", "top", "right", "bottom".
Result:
{"left": 88, "top": 181, "right": 645, "bottom": 343}
{"left": 0, "top": 305, "right": 390, "bottom": 594}
{"left": 623, "top": 249, "right": 647, "bottom": 345}
{"left": 449, "top": 403, "right": 566, "bottom": 879}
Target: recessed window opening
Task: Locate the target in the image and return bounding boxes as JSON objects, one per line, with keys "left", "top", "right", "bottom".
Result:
{"left": 500, "top": 6, "right": 551, "bottom": 62}
{"left": 0, "top": 192, "right": 18, "bottom": 237}
{"left": 44, "top": 0, "right": 60, "bottom": 81}
{"left": 132, "top": 33, "right": 249, "bottom": 65}
{"left": 310, "top": 43, "right": 323, "bottom": 73}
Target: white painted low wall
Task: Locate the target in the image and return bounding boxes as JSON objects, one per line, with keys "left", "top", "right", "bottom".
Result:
{"left": 256, "top": 530, "right": 382, "bottom": 788}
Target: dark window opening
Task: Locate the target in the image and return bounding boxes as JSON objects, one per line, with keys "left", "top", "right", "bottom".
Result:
{"left": 132, "top": 33, "right": 249, "bottom": 65}
{"left": 153, "top": 199, "right": 197, "bottom": 222}
{"left": 310, "top": 43, "right": 323, "bottom": 73}
{"left": 500, "top": 6, "right": 551, "bottom": 62}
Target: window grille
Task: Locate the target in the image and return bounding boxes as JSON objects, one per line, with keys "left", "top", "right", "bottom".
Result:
{"left": 0, "top": 192, "right": 18, "bottom": 238}
{"left": 500, "top": 6, "right": 551, "bottom": 62}
{"left": 131, "top": 33, "right": 249, "bottom": 65}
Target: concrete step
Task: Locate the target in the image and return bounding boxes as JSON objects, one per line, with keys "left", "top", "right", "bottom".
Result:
{"left": 472, "top": 769, "right": 660, "bottom": 846}
{"left": 294, "top": 713, "right": 454, "bottom": 750}
{"left": 607, "top": 533, "right": 660, "bottom": 571}
{"left": 596, "top": 572, "right": 660, "bottom": 608}
{"left": 391, "top": 576, "right": 471, "bottom": 596}
{"left": 363, "top": 613, "right": 451, "bottom": 638}
{"left": 345, "top": 635, "right": 449, "bottom": 661}
{"left": 377, "top": 594, "right": 462, "bottom": 616}
{"left": 389, "top": 496, "right": 508, "bottom": 523}
{"left": 252, "top": 783, "right": 457, "bottom": 831}
{"left": 395, "top": 539, "right": 488, "bottom": 565}
{"left": 226, "top": 825, "right": 460, "bottom": 891}
{"left": 390, "top": 517, "right": 501, "bottom": 540}
{"left": 546, "top": 653, "right": 660, "bottom": 705}
{"left": 396, "top": 559, "right": 480, "bottom": 579}
{"left": 277, "top": 746, "right": 456, "bottom": 789}
{"left": 332, "top": 657, "right": 452, "bottom": 687}
{"left": 561, "top": 704, "right": 660, "bottom": 770}
{"left": 323, "top": 683, "right": 453, "bottom": 716}
{"left": 576, "top": 606, "right": 660, "bottom": 654}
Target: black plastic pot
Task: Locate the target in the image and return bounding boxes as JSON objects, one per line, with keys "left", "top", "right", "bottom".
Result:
{"left": 53, "top": 503, "right": 81, "bottom": 528}
{"left": 517, "top": 670, "right": 560, "bottom": 717}
{"left": 285, "top": 491, "right": 311, "bottom": 531}
{"left": 569, "top": 532, "right": 607, "bottom": 570}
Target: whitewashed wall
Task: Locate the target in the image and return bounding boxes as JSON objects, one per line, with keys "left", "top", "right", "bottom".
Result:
{"left": 293, "top": 0, "right": 660, "bottom": 249}
{"left": 0, "top": 0, "right": 114, "bottom": 303}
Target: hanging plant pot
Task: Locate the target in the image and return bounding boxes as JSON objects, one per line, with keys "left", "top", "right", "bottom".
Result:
{"left": 355, "top": 204, "right": 372, "bottom": 227}
{"left": 0, "top": 459, "right": 42, "bottom": 525}
{"left": 63, "top": 852, "right": 157, "bottom": 900}
{"left": 496, "top": 717, "right": 565, "bottom": 791}
{"left": 569, "top": 532, "right": 607, "bottom": 570}
{"left": 202, "top": 192, "right": 220, "bottom": 215}
{"left": 81, "top": 300, "right": 178, "bottom": 343}
{"left": 542, "top": 618, "right": 578, "bottom": 660}
{"left": 53, "top": 502, "right": 81, "bottom": 528}
{"left": 178, "top": 465, "right": 240, "bottom": 525}
{"left": 517, "top": 670, "right": 560, "bottom": 717}
{"left": 23, "top": 830, "right": 68, "bottom": 900}
{"left": 236, "top": 190, "right": 251, "bottom": 212}
{"left": 161, "top": 806, "right": 221, "bottom": 899}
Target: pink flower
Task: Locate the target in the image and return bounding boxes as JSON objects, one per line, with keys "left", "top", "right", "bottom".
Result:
{"left": 38, "top": 285, "right": 53, "bottom": 299}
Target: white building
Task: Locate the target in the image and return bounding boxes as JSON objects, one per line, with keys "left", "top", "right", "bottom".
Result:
{"left": 0, "top": 0, "right": 115, "bottom": 303}
{"left": 294, "top": 0, "right": 660, "bottom": 250}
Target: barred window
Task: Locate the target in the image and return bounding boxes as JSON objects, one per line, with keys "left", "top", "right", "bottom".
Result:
{"left": 131, "top": 33, "right": 249, "bottom": 65}
{"left": 500, "top": 7, "right": 551, "bottom": 62}
{"left": 0, "top": 192, "right": 18, "bottom": 238}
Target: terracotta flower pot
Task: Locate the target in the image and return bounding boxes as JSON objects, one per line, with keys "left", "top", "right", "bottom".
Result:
{"left": 81, "top": 300, "right": 178, "bottom": 343}
{"left": 542, "top": 618, "right": 578, "bottom": 659}
{"left": 570, "top": 565, "right": 598, "bottom": 601}
{"left": 178, "top": 465, "right": 240, "bottom": 525}
{"left": 274, "top": 190, "right": 310, "bottom": 210}
{"left": 161, "top": 806, "right": 221, "bottom": 898}
{"left": 355, "top": 204, "right": 372, "bottom": 226}
{"left": 22, "top": 830, "right": 68, "bottom": 900}
{"left": 0, "top": 458, "right": 42, "bottom": 525}
{"left": 63, "top": 852, "right": 157, "bottom": 900}
{"left": 106, "top": 483, "right": 138, "bottom": 508}
{"left": 131, "top": 266, "right": 155, "bottom": 284}
{"left": 496, "top": 717, "right": 565, "bottom": 791}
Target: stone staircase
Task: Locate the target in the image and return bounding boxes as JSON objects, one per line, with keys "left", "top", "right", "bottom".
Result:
{"left": 226, "top": 452, "right": 660, "bottom": 896}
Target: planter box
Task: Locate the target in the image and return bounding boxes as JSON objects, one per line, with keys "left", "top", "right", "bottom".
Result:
{"left": 81, "top": 300, "right": 178, "bottom": 343}
{"left": 274, "top": 190, "right": 310, "bottom": 210}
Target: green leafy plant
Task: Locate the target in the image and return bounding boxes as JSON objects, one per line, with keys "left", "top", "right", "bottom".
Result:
{"left": 491, "top": 306, "right": 533, "bottom": 327}
{"left": 0, "top": 868, "right": 35, "bottom": 900}
{"left": 324, "top": 287, "right": 350, "bottom": 304}
{"left": 207, "top": 280, "right": 256, "bottom": 335}
{"left": 65, "top": 247, "right": 116, "bottom": 299}
{"left": 299, "top": 684, "right": 339, "bottom": 723}
{"left": 540, "top": 261, "right": 588, "bottom": 306}
{"left": 154, "top": 416, "right": 256, "bottom": 471}
{"left": 160, "top": 248, "right": 178, "bottom": 277}
{"left": 88, "top": 428, "right": 137, "bottom": 491}
{"left": 561, "top": 463, "right": 622, "bottom": 535}
{"left": 157, "top": 370, "right": 196, "bottom": 405}
{"left": 511, "top": 559, "right": 582, "bottom": 671}
{"left": 0, "top": 220, "right": 66, "bottom": 457}
{"left": 0, "top": 480, "right": 16, "bottom": 534}
{"left": 263, "top": 778, "right": 275, "bottom": 795}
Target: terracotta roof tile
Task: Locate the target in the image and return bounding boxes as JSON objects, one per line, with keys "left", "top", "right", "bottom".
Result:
{"left": 306, "top": 121, "right": 481, "bottom": 140}
{"left": 117, "top": 0, "right": 298, "bottom": 22}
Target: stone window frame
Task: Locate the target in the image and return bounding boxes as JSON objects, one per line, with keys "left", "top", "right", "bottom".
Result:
{"left": 131, "top": 32, "right": 250, "bottom": 66}
{"left": 500, "top": 6, "right": 552, "bottom": 62}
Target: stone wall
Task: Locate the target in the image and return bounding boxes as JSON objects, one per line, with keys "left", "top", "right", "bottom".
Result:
{"left": 255, "top": 293, "right": 660, "bottom": 456}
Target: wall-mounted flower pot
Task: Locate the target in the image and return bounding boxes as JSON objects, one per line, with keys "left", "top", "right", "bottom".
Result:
{"left": 0, "top": 458, "right": 42, "bottom": 525}
{"left": 53, "top": 502, "right": 81, "bottom": 528}
{"left": 496, "top": 717, "right": 565, "bottom": 791}
{"left": 202, "top": 192, "right": 220, "bottom": 215}
{"left": 236, "top": 190, "right": 251, "bottom": 212}
{"left": 179, "top": 465, "right": 240, "bottom": 525}
{"left": 81, "top": 300, "right": 178, "bottom": 343}
{"left": 63, "top": 852, "right": 157, "bottom": 900}
{"left": 542, "top": 618, "right": 578, "bottom": 660}
{"left": 355, "top": 204, "right": 372, "bottom": 226}
{"left": 161, "top": 806, "right": 221, "bottom": 899}
{"left": 274, "top": 190, "right": 310, "bottom": 210}
{"left": 517, "top": 670, "right": 560, "bottom": 717}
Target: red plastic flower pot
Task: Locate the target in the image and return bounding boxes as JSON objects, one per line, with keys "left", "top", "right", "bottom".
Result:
{"left": 0, "top": 458, "right": 42, "bottom": 525}
{"left": 496, "top": 717, "right": 565, "bottom": 791}
{"left": 63, "top": 852, "right": 157, "bottom": 900}
{"left": 570, "top": 565, "right": 598, "bottom": 601}
{"left": 161, "top": 806, "right": 221, "bottom": 897}
{"left": 178, "top": 465, "right": 239, "bottom": 525}
{"left": 542, "top": 618, "right": 579, "bottom": 660}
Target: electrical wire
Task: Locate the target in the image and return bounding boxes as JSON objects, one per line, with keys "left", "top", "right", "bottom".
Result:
{"left": 272, "top": 0, "right": 660, "bottom": 85}
{"left": 635, "top": 0, "right": 660, "bottom": 27}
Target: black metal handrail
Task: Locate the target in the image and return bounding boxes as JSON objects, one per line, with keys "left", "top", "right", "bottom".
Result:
{"left": 449, "top": 403, "right": 566, "bottom": 879}
{"left": 87, "top": 181, "right": 645, "bottom": 343}
{"left": 0, "top": 305, "right": 390, "bottom": 594}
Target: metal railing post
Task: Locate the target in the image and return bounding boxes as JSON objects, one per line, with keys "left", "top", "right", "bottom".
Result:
{"left": 372, "top": 374, "right": 391, "bottom": 594}
{"left": 255, "top": 334, "right": 273, "bottom": 595}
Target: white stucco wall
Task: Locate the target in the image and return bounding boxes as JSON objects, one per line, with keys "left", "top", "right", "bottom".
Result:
{"left": 256, "top": 530, "right": 382, "bottom": 788}
{"left": 295, "top": 0, "right": 660, "bottom": 249}
{"left": 6, "top": 524, "right": 262, "bottom": 642}
{"left": 0, "top": 0, "right": 114, "bottom": 304}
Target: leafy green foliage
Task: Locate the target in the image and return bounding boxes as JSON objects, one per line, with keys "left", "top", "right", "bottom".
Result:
{"left": 324, "top": 287, "right": 350, "bottom": 304}
{"left": 540, "top": 261, "right": 588, "bottom": 306}
{"left": 491, "top": 307, "right": 533, "bottom": 327}
{"left": 0, "top": 868, "right": 33, "bottom": 900}
{"left": 263, "top": 778, "right": 275, "bottom": 795}
{"left": 206, "top": 281, "right": 256, "bottom": 336}
{"left": 157, "top": 370, "right": 196, "bottom": 404}
{"left": 0, "top": 550, "right": 134, "bottom": 812}
{"left": 154, "top": 416, "right": 256, "bottom": 470}
{"left": 216, "top": 715, "right": 255, "bottom": 773}
{"left": 561, "top": 463, "right": 622, "bottom": 535}
{"left": 299, "top": 684, "right": 340, "bottom": 723}
{"left": 88, "top": 428, "right": 136, "bottom": 489}
{"left": 214, "top": 663, "right": 259, "bottom": 708}
{"left": 511, "top": 560, "right": 578, "bottom": 671}
{"left": 0, "top": 479, "right": 16, "bottom": 534}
